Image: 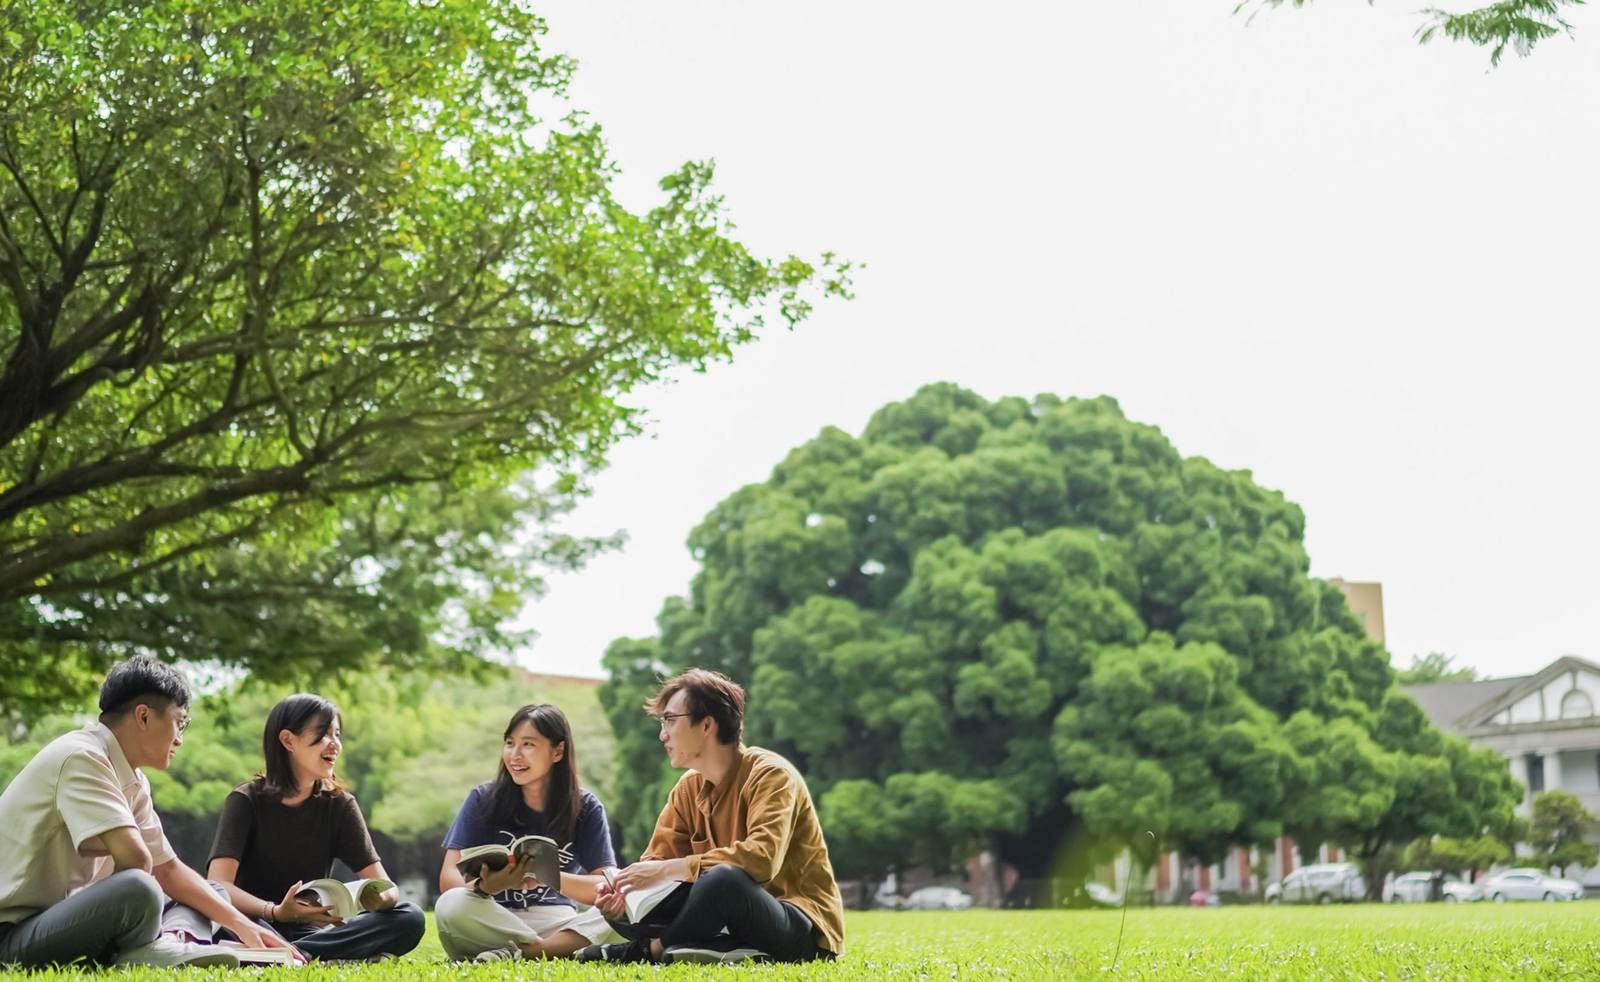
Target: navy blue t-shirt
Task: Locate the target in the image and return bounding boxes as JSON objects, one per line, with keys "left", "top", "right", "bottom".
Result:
{"left": 441, "top": 784, "right": 615, "bottom": 910}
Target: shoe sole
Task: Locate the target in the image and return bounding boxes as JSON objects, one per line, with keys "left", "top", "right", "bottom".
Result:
{"left": 173, "top": 953, "right": 242, "bottom": 968}
{"left": 665, "top": 948, "right": 765, "bottom": 964}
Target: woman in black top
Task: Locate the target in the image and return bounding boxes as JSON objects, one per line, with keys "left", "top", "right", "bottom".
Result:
{"left": 206, "top": 694, "right": 424, "bottom": 961}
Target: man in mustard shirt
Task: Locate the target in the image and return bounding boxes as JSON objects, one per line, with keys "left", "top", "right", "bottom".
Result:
{"left": 581, "top": 669, "right": 844, "bottom": 965}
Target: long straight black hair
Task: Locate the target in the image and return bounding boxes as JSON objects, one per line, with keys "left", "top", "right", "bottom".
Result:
{"left": 487, "top": 704, "right": 582, "bottom": 844}
{"left": 257, "top": 693, "right": 344, "bottom": 800}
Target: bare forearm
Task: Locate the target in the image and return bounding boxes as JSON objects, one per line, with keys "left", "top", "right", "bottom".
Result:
{"left": 154, "top": 861, "right": 253, "bottom": 931}
{"left": 559, "top": 872, "right": 605, "bottom": 906}
{"left": 217, "top": 879, "right": 276, "bottom": 922}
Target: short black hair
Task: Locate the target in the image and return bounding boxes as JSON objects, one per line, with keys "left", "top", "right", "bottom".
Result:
{"left": 98, "top": 656, "right": 192, "bottom": 718}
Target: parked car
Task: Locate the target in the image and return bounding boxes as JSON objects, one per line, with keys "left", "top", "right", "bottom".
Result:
{"left": 1084, "top": 882, "right": 1121, "bottom": 909}
{"left": 1265, "top": 863, "right": 1366, "bottom": 905}
{"left": 1388, "top": 872, "right": 1481, "bottom": 903}
{"left": 901, "top": 886, "right": 974, "bottom": 910}
{"left": 1480, "top": 868, "right": 1583, "bottom": 902}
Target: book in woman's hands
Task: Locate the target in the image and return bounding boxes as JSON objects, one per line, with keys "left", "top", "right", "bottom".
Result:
{"left": 456, "top": 834, "right": 562, "bottom": 890}
{"left": 294, "top": 877, "right": 395, "bottom": 920}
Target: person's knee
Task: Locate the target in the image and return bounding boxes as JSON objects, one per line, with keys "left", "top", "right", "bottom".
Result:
{"left": 697, "top": 864, "right": 757, "bottom": 896}
{"left": 102, "top": 868, "right": 163, "bottom": 939}
{"left": 384, "top": 902, "right": 426, "bottom": 949}
{"left": 433, "top": 887, "right": 474, "bottom": 927}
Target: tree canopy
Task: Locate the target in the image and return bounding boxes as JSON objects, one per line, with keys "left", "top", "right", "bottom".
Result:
{"left": 599, "top": 385, "right": 1519, "bottom": 893}
{"left": 0, "top": 1, "right": 846, "bottom": 713}
{"left": 1529, "top": 789, "right": 1599, "bottom": 873}
{"left": 1245, "top": 0, "right": 1584, "bottom": 66}
{"left": 1397, "top": 652, "right": 1480, "bottom": 685}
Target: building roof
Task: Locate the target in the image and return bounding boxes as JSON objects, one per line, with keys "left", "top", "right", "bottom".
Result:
{"left": 1403, "top": 677, "right": 1526, "bottom": 734}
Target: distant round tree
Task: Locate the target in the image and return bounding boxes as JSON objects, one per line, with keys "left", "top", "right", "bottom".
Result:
{"left": 600, "top": 384, "right": 1519, "bottom": 894}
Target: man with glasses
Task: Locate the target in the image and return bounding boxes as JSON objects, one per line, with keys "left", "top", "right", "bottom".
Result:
{"left": 0, "top": 656, "right": 295, "bottom": 967}
{"left": 579, "top": 668, "right": 845, "bottom": 965}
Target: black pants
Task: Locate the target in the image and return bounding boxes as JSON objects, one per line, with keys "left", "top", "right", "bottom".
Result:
{"left": 642, "top": 866, "right": 823, "bottom": 963}
{"left": 227, "top": 902, "right": 425, "bottom": 962}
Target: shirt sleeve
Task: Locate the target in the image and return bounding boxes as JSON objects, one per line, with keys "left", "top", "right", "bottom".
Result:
{"left": 684, "top": 765, "right": 798, "bottom": 885}
{"left": 574, "top": 793, "right": 616, "bottom": 872}
{"left": 441, "top": 789, "right": 487, "bottom": 851}
{"left": 55, "top": 752, "right": 138, "bottom": 851}
{"left": 208, "top": 790, "right": 255, "bottom": 865}
{"left": 333, "top": 794, "right": 382, "bottom": 872}
{"left": 127, "top": 772, "right": 176, "bottom": 867}
{"left": 639, "top": 778, "right": 697, "bottom": 863}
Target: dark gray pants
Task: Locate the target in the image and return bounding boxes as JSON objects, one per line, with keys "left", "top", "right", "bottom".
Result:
{"left": 0, "top": 869, "right": 163, "bottom": 967}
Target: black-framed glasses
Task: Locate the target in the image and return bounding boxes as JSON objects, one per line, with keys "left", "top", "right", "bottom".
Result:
{"left": 655, "top": 712, "right": 692, "bottom": 730}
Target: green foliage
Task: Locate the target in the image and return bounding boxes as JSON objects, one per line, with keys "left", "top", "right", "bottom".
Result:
{"left": 1529, "top": 789, "right": 1599, "bottom": 873}
{"left": 0, "top": 0, "right": 846, "bottom": 715}
{"left": 1402, "top": 834, "right": 1513, "bottom": 875}
{"left": 1241, "top": 0, "right": 1585, "bottom": 65}
{"left": 1397, "top": 652, "right": 1480, "bottom": 685}
{"left": 600, "top": 384, "right": 1519, "bottom": 887}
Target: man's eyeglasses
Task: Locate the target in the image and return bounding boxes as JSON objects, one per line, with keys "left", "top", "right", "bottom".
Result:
{"left": 654, "top": 712, "right": 692, "bottom": 730}
{"left": 170, "top": 712, "right": 190, "bottom": 734}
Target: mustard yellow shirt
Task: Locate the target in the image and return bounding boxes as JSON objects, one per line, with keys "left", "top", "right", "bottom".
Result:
{"left": 641, "top": 745, "right": 845, "bottom": 955}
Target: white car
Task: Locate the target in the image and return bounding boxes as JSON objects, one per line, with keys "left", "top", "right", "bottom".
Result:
{"left": 1388, "top": 872, "right": 1481, "bottom": 903}
{"left": 1265, "top": 863, "right": 1366, "bottom": 905}
{"left": 1480, "top": 868, "right": 1582, "bottom": 902}
{"left": 900, "top": 886, "right": 974, "bottom": 910}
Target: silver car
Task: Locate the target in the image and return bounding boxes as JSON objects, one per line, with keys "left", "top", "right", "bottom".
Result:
{"left": 1265, "top": 863, "right": 1367, "bottom": 905}
{"left": 1480, "top": 868, "right": 1583, "bottom": 902}
{"left": 900, "top": 886, "right": 974, "bottom": 910}
{"left": 1388, "top": 872, "right": 1481, "bottom": 903}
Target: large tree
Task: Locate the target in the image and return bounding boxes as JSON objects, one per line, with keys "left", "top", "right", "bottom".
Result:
{"left": 599, "top": 385, "right": 1519, "bottom": 895}
{"left": 0, "top": 1, "right": 845, "bottom": 710}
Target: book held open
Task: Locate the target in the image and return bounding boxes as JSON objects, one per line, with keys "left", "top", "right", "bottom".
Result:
{"left": 601, "top": 867, "right": 683, "bottom": 923}
{"left": 294, "top": 877, "right": 395, "bottom": 921}
{"left": 455, "top": 834, "right": 562, "bottom": 890}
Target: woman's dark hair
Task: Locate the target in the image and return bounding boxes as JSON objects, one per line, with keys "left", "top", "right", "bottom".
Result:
{"left": 486, "top": 704, "right": 582, "bottom": 844}
{"left": 257, "top": 693, "right": 344, "bottom": 800}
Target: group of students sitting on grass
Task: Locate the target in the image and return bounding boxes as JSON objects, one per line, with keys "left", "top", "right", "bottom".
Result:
{"left": 0, "top": 656, "right": 845, "bottom": 967}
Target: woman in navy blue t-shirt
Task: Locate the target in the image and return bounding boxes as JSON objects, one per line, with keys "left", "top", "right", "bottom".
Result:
{"left": 434, "top": 704, "right": 622, "bottom": 961}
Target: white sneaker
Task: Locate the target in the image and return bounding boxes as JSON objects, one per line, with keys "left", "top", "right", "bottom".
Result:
{"left": 472, "top": 945, "right": 520, "bottom": 962}
{"left": 116, "top": 934, "right": 241, "bottom": 968}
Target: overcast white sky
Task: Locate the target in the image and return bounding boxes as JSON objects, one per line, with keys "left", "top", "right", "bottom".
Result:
{"left": 511, "top": 1, "right": 1600, "bottom": 684}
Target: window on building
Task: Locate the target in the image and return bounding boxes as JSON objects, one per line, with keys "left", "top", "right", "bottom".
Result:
{"left": 1527, "top": 753, "right": 1546, "bottom": 794}
{"left": 1561, "top": 689, "right": 1594, "bottom": 720}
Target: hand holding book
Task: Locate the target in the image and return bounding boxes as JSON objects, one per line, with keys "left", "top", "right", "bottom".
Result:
{"left": 456, "top": 835, "right": 562, "bottom": 892}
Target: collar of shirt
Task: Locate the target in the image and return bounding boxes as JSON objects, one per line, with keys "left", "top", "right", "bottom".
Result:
{"left": 86, "top": 720, "right": 140, "bottom": 790}
{"left": 694, "top": 744, "right": 750, "bottom": 815}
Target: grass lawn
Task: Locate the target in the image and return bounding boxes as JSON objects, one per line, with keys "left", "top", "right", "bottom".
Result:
{"left": 12, "top": 903, "right": 1600, "bottom": 979}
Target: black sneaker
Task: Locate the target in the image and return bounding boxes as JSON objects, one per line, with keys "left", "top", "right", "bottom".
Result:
{"left": 664, "top": 946, "right": 769, "bottom": 965}
{"left": 576, "top": 938, "right": 653, "bottom": 963}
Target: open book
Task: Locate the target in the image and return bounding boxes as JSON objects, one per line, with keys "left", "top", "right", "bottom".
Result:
{"left": 216, "top": 941, "right": 303, "bottom": 966}
{"left": 456, "top": 834, "right": 562, "bottom": 891}
{"left": 601, "top": 867, "right": 683, "bottom": 923}
{"left": 294, "top": 877, "right": 394, "bottom": 921}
